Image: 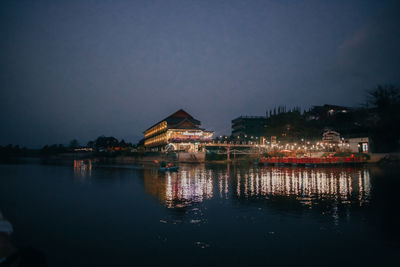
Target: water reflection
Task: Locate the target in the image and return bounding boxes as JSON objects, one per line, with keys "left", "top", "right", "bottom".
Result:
{"left": 143, "top": 166, "right": 213, "bottom": 208}
{"left": 143, "top": 165, "right": 371, "bottom": 209}
{"left": 73, "top": 159, "right": 93, "bottom": 178}
{"left": 237, "top": 167, "right": 371, "bottom": 206}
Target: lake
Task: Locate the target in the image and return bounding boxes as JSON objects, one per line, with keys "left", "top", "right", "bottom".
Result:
{"left": 0, "top": 161, "right": 399, "bottom": 266}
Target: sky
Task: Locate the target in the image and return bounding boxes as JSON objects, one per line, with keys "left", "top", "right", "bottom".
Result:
{"left": 1, "top": 0, "right": 399, "bottom": 148}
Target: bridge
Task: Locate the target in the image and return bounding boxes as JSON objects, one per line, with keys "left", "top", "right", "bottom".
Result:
{"left": 200, "top": 141, "right": 268, "bottom": 161}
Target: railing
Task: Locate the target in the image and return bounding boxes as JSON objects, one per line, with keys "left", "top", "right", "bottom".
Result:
{"left": 202, "top": 141, "right": 260, "bottom": 146}
{"left": 169, "top": 137, "right": 213, "bottom": 142}
{"left": 260, "top": 157, "right": 367, "bottom": 165}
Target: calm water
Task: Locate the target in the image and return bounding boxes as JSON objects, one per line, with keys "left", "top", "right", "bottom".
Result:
{"left": 0, "top": 162, "right": 399, "bottom": 266}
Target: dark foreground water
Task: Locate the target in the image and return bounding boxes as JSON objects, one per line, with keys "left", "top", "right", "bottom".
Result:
{"left": 0, "top": 162, "right": 399, "bottom": 266}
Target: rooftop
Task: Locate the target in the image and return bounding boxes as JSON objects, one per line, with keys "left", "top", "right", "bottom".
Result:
{"left": 144, "top": 109, "right": 201, "bottom": 132}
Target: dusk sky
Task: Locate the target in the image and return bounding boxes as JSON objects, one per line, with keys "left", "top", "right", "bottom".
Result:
{"left": 1, "top": 0, "right": 399, "bottom": 147}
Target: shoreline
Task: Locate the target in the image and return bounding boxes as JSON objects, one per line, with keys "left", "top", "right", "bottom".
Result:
{"left": 1, "top": 152, "right": 399, "bottom": 166}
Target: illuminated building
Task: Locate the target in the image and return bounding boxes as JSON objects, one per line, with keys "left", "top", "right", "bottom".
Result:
{"left": 322, "top": 130, "right": 340, "bottom": 143}
{"left": 144, "top": 109, "right": 214, "bottom": 151}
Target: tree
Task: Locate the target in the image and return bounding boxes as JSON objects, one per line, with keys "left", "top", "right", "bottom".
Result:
{"left": 367, "top": 85, "right": 400, "bottom": 152}
{"left": 119, "top": 139, "right": 127, "bottom": 147}
{"left": 94, "top": 136, "right": 119, "bottom": 149}
{"left": 69, "top": 139, "right": 80, "bottom": 149}
{"left": 87, "top": 141, "right": 95, "bottom": 148}
{"left": 367, "top": 85, "right": 400, "bottom": 109}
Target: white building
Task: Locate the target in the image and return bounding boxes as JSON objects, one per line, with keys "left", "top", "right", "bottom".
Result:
{"left": 347, "top": 137, "right": 370, "bottom": 153}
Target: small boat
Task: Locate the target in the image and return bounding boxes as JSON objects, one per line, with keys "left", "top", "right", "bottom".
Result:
{"left": 159, "top": 166, "right": 179, "bottom": 172}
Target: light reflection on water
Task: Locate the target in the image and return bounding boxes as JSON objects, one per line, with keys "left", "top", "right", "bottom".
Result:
{"left": 1, "top": 162, "right": 398, "bottom": 266}
{"left": 73, "top": 159, "right": 93, "bottom": 178}
{"left": 143, "top": 165, "right": 371, "bottom": 209}
{"left": 144, "top": 167, "right": 214, "bottom": 208}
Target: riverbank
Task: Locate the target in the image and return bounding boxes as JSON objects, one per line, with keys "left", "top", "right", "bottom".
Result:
{"left": 1, "top": 152, "right": 399, "bottom": 166}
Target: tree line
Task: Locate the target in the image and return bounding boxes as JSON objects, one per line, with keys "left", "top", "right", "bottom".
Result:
{"left": 263, "top": 84, "right": 400, "bottom": 152}
{"left": 41, "top": 136, "right": 135, "bottom": 154}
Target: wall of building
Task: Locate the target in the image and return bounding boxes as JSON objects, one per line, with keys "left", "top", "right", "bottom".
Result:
{"left": 348, "top": 137, "right": 370, "bottom": 153}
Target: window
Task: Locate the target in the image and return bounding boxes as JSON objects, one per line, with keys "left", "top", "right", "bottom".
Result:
{"left": 362, "top": 143, "right": 369, "bottom": 152}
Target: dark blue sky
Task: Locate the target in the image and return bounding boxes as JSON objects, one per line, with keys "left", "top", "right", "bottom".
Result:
{"left": 1, "top": 0, "right": 399, "bottom": 147}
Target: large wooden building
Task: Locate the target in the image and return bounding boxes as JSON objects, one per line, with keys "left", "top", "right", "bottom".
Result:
{"left": 144, "top": 109, "right": 213, "bottom": 152}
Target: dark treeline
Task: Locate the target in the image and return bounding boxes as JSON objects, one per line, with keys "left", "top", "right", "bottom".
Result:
{"left": 266, "top": 106, "right": 302, "bottom": 117}
{"left": 366, "top": 85, "right": 400, "bottom": 152}
{"left": 40, "top": 136, "right": 135, "bottom": 155}
{"left": 0, "top": 136, "right": 136, "bottom": 160}
{"left": 263, "top": 85, "right": 400, "bottom": 152}
{"left": 0, "top": 145, "right": 36, "bottom": 158}
{"left": 86, "top": 136, "right": 133, "bottom": 151}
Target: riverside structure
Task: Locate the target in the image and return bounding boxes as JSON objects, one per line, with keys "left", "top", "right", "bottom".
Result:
{"left": 144, "top": 109, "right": 214, "bottom": 152}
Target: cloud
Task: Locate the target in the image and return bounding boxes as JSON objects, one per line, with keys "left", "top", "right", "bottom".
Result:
{"left": 333, "top": 2, "right": 400, "bottom": 84}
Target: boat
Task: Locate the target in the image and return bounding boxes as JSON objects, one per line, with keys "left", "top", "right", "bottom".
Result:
{"left": 159, "top": 166, "right": 179, "bottom": 172}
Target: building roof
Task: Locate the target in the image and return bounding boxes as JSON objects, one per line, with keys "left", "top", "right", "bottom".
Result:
{"left": 144, "top": 109, "right": 201, "bottom": 132}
